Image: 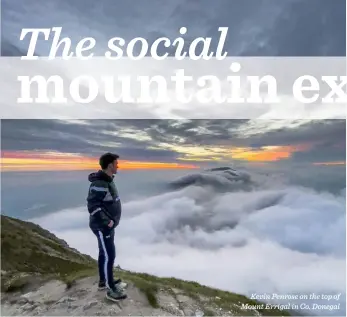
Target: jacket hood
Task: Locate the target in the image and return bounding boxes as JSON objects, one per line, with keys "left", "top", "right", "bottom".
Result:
{"left": 88, "top": 170, "right": 114, "bottom": 183}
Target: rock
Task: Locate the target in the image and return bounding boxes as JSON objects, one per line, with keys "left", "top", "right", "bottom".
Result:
{"left": 83, "top": 301, "right": 98, "bottom": 310}
{"left": 176, "top": 294, "right": 192, "bottom": 303}
{"left": 16, "top": 297, "right": 29, "bottom": 305}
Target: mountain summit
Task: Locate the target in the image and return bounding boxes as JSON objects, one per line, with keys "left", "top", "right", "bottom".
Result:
{"left": 1, "top": 215, "right": 291, "bottom": 316}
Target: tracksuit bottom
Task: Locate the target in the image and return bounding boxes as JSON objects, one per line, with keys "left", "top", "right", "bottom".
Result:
{"left": 92, "top": 228, "right": 116, "bottom": 290}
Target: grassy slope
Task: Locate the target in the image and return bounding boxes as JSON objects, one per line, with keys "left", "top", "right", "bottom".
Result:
{"left": 1, "top": 215, "right": 291, "bottom": 316}
{"left": 1, "top": 215, "right": 95, "bottom": 274}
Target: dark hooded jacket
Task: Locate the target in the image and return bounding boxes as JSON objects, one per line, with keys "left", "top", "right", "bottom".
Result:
{"left": 87, "top": 170, "right": 122, "bottom": 231}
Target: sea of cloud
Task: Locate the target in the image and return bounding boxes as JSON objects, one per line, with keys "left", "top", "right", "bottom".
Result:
{"left": 29, "top": 169, "right": 346, "bottom": 316}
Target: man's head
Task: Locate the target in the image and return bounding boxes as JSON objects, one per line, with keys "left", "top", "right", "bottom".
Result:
{"left": 99, "top": 152, "right": 119, "bottom": 175}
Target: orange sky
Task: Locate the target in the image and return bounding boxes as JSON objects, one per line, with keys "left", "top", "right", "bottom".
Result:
{"left": 1, "top": 145, "right": 344, "bottom": 172}
{"left": 1, "top": 151, "right": 199, "bottom": 172}
{"left": 229, "top": 144, "right": 313, "bottom": 162}
{"left": 155, "top": 142, "right": 315, "bottom": 163}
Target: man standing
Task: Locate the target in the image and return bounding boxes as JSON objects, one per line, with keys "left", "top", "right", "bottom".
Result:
{"left": 87, "top": 152, "right": 127, "bottom": 302}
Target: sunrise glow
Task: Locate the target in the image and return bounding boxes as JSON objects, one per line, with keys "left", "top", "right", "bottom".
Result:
{"left": 230, "top": 145, "right": 312, "bottom": 162}
{"left": 0, "top": 141, "right": 334, "bottom": 172}
{"left": 172, "top": 143, "right": 312, "bottom": 162}
{"left": 0, "top": 151, "right": 199, "bottom": 172}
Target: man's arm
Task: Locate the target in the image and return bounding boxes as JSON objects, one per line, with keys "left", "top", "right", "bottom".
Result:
{"left": 87, "top": 180, "right": 113, "bottom": 228}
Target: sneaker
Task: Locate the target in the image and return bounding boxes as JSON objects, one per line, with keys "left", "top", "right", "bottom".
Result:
{"left": 98, "top": 281, "right": 107, "bottom": 290}
{"left": 115, "top": 278, "right": 128, "bottom": 289}
{"left": 106, "top": 284, "right": 127, "bottom": 302}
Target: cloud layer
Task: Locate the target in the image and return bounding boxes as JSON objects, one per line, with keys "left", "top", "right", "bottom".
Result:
{"left": 29, "top": 167, "right": 346, "bottom": 316}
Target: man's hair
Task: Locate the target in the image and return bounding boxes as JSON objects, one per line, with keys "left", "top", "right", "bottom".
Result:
{"left": 99, "top": 152, "right": 119, "bottom": 169}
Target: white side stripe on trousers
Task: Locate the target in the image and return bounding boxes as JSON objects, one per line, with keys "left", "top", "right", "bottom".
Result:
{"left": 98, "top": 231, "right": 110, "bottom": 289}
